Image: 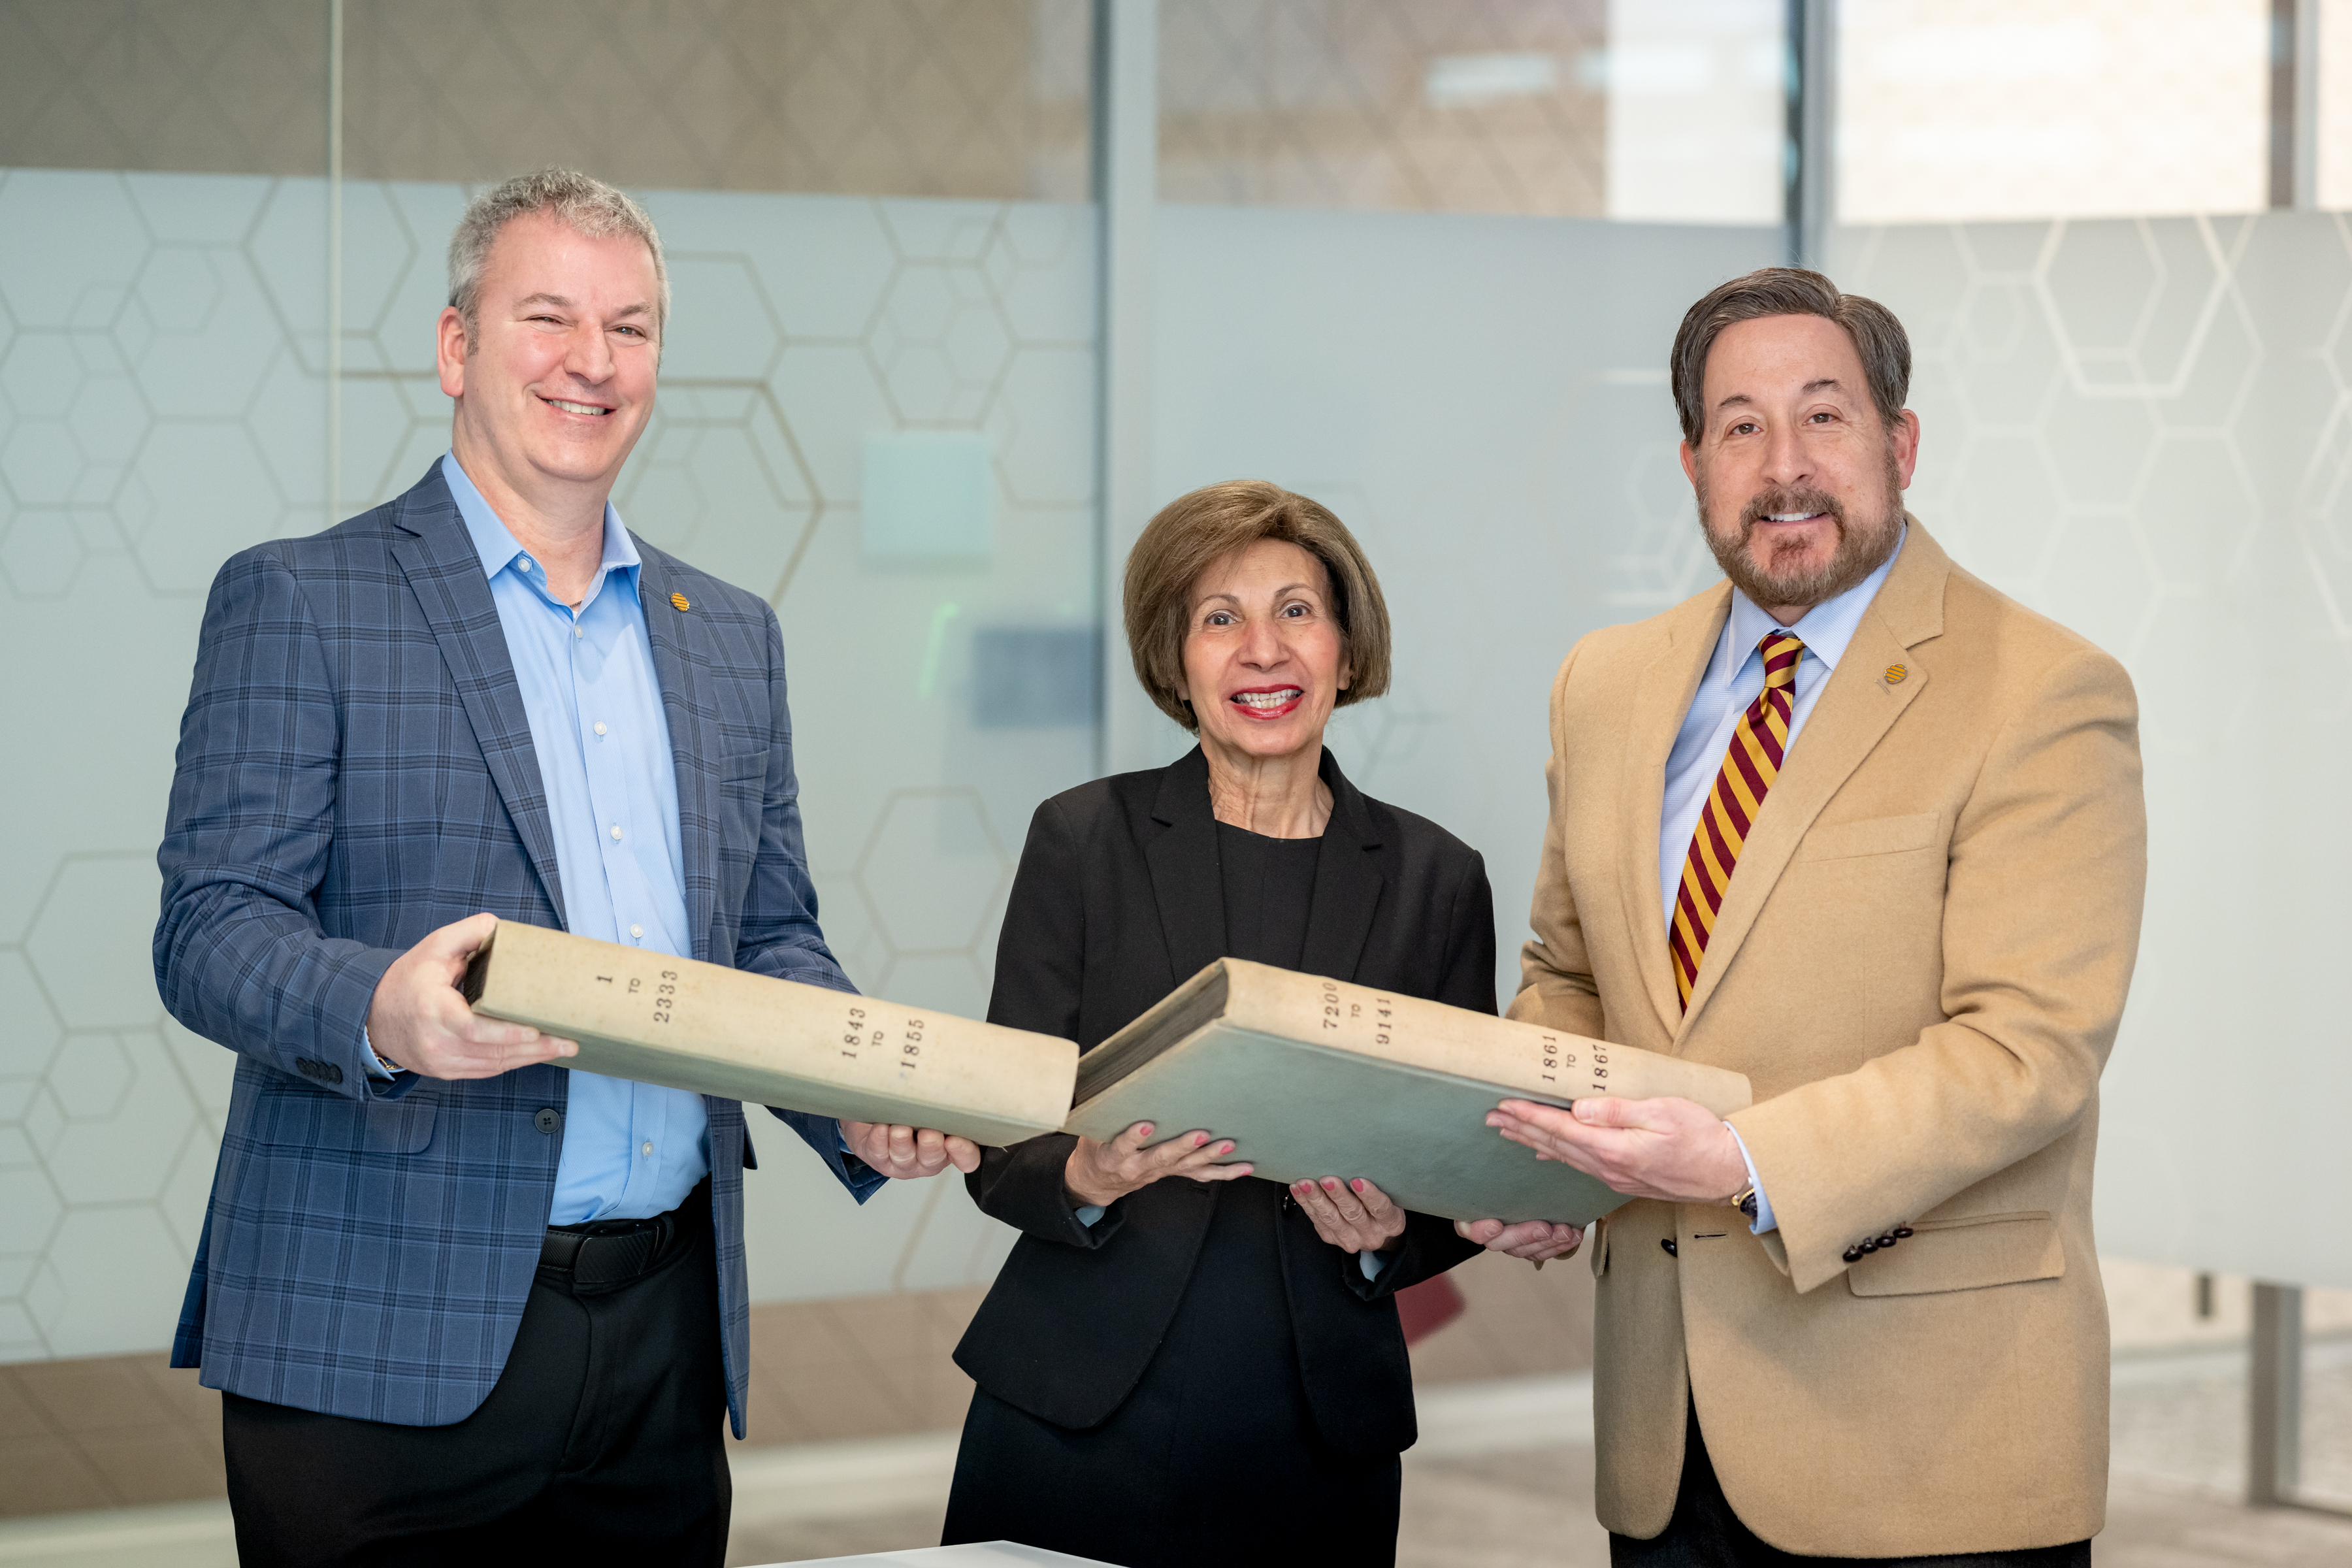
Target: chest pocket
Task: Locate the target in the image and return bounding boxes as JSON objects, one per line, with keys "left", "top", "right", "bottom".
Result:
{"left": 710, "top": 745, "right": 768, "bottom": 922}
{"left": 1795, "top": 811, "right": 1940, "bottom": 862}
{"left": 719, "top": 746, "right": 766, "bottom": 801}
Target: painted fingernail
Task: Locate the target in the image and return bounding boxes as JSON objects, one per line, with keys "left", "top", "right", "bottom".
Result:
{"left": 1137, "top": 1124, "right": 1154, "bottom": 1138}
{"left": 1217, "top": 1142, "right": 1233, "bottom": 1154}
{"left": 1192, "top": 1132, "right": 1207, "bottom": 1146}
{"left": 1293, "top": 1181, "right": 1312, "bottom": 1194}
{"left": 1350, "top": 1179, "right": 1365, "bottom": 1193}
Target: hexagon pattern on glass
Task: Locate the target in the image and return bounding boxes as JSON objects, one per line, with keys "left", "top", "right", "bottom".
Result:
{"left": 0, "top": 169, "right": 1099, "bottom": 1356}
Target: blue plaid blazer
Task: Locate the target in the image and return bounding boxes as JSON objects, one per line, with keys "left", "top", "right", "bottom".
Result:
{"left": 155, "top": 463, "right": 878, "bottom": 1435}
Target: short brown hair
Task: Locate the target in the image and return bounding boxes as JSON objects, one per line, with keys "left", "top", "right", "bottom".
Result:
{"left": 1671, "top": 267, "right": 1910, "bottom": 445}
{"left": 1122, "top": 481, "right": 1391, "bottom": 731}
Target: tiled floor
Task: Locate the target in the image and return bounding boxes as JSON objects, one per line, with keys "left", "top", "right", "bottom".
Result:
{"left": 8, "top": 1257, "right": 2351, "bottom": 1566}
{"left": 711, "top": 1366, "right": 2352, "bottom": 1568}
{"left": 0, "top": 1247, "right": 1598, "bottom": 1519}
{"left": 5, "top": 1368, "right": 2352, "bottom": 1567}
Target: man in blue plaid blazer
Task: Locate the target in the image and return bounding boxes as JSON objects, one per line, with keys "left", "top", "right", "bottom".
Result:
{"left": 154, "top": 171, "right": 975, "bottom": 1563}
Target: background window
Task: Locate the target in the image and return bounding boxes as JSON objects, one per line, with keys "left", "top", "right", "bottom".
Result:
{"left": 1157, "top": 0, "right": 1783, "bottom": 221}
{"left": 1837, "top": 0, "right": 2272, "bottom": 223}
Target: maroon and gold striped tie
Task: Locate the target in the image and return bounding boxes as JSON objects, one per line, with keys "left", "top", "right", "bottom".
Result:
{"left": 1669, "top": 631, "right": 1805, "bottom": 1009}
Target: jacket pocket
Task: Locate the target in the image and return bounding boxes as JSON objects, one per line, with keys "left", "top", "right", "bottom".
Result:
{"left": 1846, "top": 1209, "right": 2063, "bottom": 1297}
{"left": 1795, "top": 811, "right": 1940, "bottom": 862}
{"left": 252, "top": 1082, "right": 437, "bottom": 1154}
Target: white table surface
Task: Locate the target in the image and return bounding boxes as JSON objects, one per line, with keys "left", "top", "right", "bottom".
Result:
{"left": 741, "top": 1544, "right": 1112, "bottom": 1567}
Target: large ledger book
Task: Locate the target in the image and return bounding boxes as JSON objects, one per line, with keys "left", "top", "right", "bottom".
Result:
{"left": 1063, "top": 959, "right": 1752, "bottom": 1224}
{"left": 462, "top": 921, "right": 1079, "bottom": 1147}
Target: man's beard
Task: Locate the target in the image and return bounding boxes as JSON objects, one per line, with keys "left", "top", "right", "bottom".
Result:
{"left": 1696, "top": 447, "right": 1906, "bottom": 610}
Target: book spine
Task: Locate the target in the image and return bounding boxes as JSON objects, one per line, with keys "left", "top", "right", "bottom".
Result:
{"left": 470, "top": 922, "right": 1072, "bottom": 1126}
{"left": 1217, "top": 960, "right": 1749, "bottom": 1114}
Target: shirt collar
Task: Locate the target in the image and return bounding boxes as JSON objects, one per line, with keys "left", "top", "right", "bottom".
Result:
{"left": 1724, "top": 521, "right": 1908, "bottom": 674}
{"left": 440, "top": 451, "right": 639, "bottom": 598}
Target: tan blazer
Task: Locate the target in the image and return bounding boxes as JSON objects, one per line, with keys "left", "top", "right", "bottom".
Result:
{"left": 1512, "top": 520, "right": 2145, "bottom": 1557}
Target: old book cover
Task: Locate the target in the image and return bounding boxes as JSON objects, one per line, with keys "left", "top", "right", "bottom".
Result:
{"left": 462, "top": 920, "right": 1077, "bottom": 1147}
{"left": 1064, "top": 958, "right": 1753, "bottom": 1224}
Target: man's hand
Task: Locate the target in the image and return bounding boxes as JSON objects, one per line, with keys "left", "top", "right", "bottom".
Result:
{"left": 1292, "top": 1176, "right": 1409, "bottom": 1255}
{"left": 841, "top": 1122, "right": 983, "bottom": 1179}
{"left": 1064, "top": 1122, "right": 1252, "bottom": 1207}
{"left": 365, "top": 913, "right": 577, "bottom": 1080}
{"left": 1489, "top": 1095, "right": 1748, "bottom": 1204}
{"left": 1454, "top": 1217, "right": 1584, "bottom": 1263}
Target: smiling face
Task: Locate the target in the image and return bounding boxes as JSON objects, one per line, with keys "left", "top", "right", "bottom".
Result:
{"left": 1177, "top": 538, "right": 1352, "bottom": 766}
{"left": 1678, "top": 312, "right": 1920, "bottom": 621}
{"left": 437, "top": 210, "right": 661, "bottom": 504}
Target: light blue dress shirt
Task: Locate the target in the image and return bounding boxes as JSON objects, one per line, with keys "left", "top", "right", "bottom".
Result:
{"left": 1656, "top": 527, "right": 1907, "bottom": 1234}
{"left": 438, "top": 452, "right": 712, "bottom": 1224}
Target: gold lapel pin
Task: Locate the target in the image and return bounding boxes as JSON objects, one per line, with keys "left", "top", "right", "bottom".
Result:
{"left": 1885, "top": 664, "right": 1908, "bottom": 684}
{"left": 670, "top": 592, "right": 691, "bottom": 612}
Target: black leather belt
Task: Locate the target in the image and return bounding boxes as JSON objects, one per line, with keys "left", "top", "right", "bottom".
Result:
{"left": 540, "top": 1184, "right": 708, "bottom": 1288}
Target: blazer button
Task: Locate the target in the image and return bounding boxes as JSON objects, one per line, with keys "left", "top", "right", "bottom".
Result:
{"left": 533, "top": 1107, "right": 562, "bottom": 1135}
{"left": 1844, "top": 1245, "right": 1865, "bottom": 1263}
{"left": 1660, "top": 1237, "right": 1678, "bottom": 1258}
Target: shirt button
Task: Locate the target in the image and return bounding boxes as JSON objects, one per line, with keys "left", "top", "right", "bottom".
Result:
{"left": 641, "top": 1141, "right": 654, "bottom": 1158}
{"left": 517, "top": 556, "right": 533, "bottom": 572}
{"left": 629, "top": 923, "right": 642, "bottom": 939}
{"left": 610, "top": 825, "right": 623, "bottom": 841}
{"left": 574, "top": 626, "right": 583, "bottom": 639}
{"left": 594, "top": 721, "right": 607, "bottom": 736}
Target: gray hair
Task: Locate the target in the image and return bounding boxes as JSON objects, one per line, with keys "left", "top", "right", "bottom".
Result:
{"left": 1670, "top": 267, "right": 1910, "bottom": 445}
{"left": 446, "top": 168, "right": 670, "bottom": 344}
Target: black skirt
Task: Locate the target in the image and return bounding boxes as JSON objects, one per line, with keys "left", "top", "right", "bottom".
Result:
{"left": 940, "top": 1176, "right": 1402, "bottom": 1567}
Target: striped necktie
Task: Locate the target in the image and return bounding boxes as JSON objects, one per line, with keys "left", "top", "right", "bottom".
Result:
{"left": 1669, "top": 630, "right": 1806, "bottom": 1009}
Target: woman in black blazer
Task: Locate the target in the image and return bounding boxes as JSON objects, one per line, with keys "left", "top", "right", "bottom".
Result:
{"left": 941, "top": 482, "right": 1578, "bottom": 1567}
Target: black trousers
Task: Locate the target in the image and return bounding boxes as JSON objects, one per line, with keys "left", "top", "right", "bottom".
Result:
{"left": 223, "top": 1185, "right": 730, "bottom": 1568}
{"left": 1610, "top": 1402, "right": 2091, "bottom": 1568}
{"left": 943, "top": 1178, "right": 1403, "bottom": 1567}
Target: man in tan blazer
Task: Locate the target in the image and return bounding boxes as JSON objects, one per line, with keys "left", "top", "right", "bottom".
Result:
{"left": 1482, "top": 269, "right": 2146, "bottom": 1564}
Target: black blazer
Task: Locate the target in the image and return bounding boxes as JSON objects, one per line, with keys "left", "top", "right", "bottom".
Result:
{"left": 952, "top": 747, "right": 1492, "bottom": 1462}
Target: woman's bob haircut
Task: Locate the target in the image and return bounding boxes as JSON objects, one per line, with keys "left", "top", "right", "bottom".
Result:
{"left": 1121, "top": 480, "right": 1392, "bottom": 732}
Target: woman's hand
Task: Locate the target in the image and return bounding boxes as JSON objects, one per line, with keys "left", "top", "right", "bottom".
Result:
{"left": 1455, "top": 1217, "right": 1583, "bottom": 1266}
{"left": 1064, "top": 1122, "right": 1253, "bottom": 1207}
{"left": 1292, "top": 1177, "right": 1409, "bottom": 1255}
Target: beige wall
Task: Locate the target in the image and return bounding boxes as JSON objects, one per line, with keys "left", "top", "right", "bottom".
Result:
{"left": 0, "top": 0, "right": 1092, "bottom": 199}
{"left": 1158, "top": 0, "right": 1611, "bottom": 215}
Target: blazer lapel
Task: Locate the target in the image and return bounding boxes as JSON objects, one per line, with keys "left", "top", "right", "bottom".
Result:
{"left": 1143, "top": 748, "right": 1227, "bottom": 989}
{"left": 1299, "top": 749, "right": 1385, "bottom": 982}
{"left": 388, "top": 466, "right": 567, "bottom": 930}
{"left": 636, "top": 544, "right": 724, "bottom": 964}
{"left": 1618, "top": 589, "right": 1731, "bottom": 1043}
{"left": 1678, "top": 521, "right": 1949, "bottom": 1030}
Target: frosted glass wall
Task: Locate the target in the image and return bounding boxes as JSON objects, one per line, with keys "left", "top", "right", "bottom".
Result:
{"left": 0, "top": 169, "right": 1100, "bottom": 1358}
{"left": 1150, "top": 203, "right": 2352, "bottom": 1295}
{"left": 1143, "top": 203, "right": 1783, "bottom": 1008}
{"left": 1829, "top": 212, "right": 2352, "bottom": 1290}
